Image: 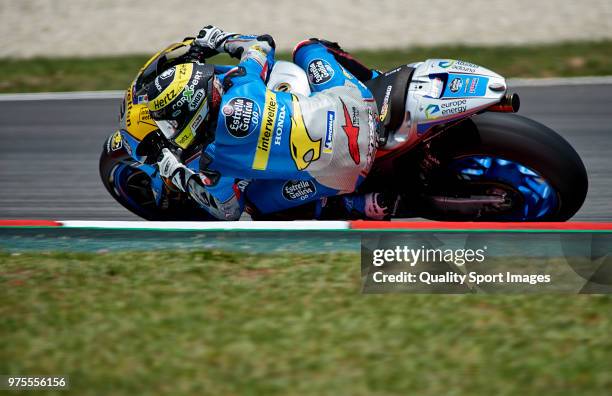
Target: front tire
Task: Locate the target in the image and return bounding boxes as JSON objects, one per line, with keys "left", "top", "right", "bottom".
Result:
{"left": 99, "top": 148, "right": 214, "bottom": 221}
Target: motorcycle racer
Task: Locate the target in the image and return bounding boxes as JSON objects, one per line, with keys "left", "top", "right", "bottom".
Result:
{"left": 143, "top": 25, "right": 396, "bottom": 220}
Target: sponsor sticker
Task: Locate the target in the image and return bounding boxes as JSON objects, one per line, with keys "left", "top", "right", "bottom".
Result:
{"left": 289, "top": 96, "right": 321, "bottom": 170}
{"left": 379, "top": 85, "right": 393, "bottom": 121}
{"left": 366, "top": 108, "right": 376, "bottom": 170}
{"left": 384, "top": 67, "right": 402, "bottom": 76}
{"left": 190, "top": 99, "right": 208, "bottom": 131}
{"left": 173, "top": 86, "right": 194, "bottom": 110}
{"left": 189, "top": 88, "right": 205, "bottom": 111}
{"left": 449, "top": 78, "right": 463, "bottom": 93}
{"left": 274, "top": 104, "right": 286, "bottom": 146}
{"left": 138, "top": 107, "right": 156, "bottom": 127}
{"left": 469, "top": 77, "right": 479, "bottom": 94}
{"left": 150, "top": 87, "right": 178, "bottom": 111}
{"left": 191, "top": 114, "right": 203, "bottom": 130}
{"left": 324, "top": 111, "right": 335, "bottom": 154}
{"left": 107, "top": 130, "right": 123, "bottom": 152}
{"left": 424, "top": 104, "right": 440, "bottom": 120}
{"left": 148, "top": 63, "right": 193, "bottom": 111}
{"left": 236, "top": 179, "right": 250, "bottom": 192}
{"left": 340, "top": 100, "right": 361, "bottom": 165}
{"left": 438, "top": 60, "right": 455, "bottom": 69}
{"left": 282, "top": 180, "right": 317, "bottom": 201}
{"left": 252, "top": 91, "right": 278, "bottom": 170}
{"left": 443, "top": 74, "right": 488, "bottom": 98}
{"left": 307, "top": 59, "right": 334, "bottom": 85}
{"left": 440, "top": 99, "right": 467, "bottom": 116}
{"left": 439, "top": 60, "right": 479, "bottom": 73}
{"left": 174, "top": 128, "right": 194, "bottom": 148}
{"left": 159, "top": 68, "right": 175, "bottom": 80}
{"left": 223, "top": 97, "right": 260, "bottom": 138}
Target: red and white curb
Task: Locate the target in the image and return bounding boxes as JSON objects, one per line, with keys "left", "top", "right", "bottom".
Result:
{"left": 1, "top": 220, "right": 612, "bottom": 232}
{"left": 0, "top": 220, "right": 349, "bottom": 230}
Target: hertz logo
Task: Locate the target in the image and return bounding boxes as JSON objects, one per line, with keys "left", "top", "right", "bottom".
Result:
{"left": 151, "top": 89, "right": 176, "bottom": 110}
{"left": 148, "top": 63, "right": 194, "bottom": 112}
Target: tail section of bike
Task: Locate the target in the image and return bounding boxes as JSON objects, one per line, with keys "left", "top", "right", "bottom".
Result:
{"left": 363, "top": 59, "right": 588, "bottom": 221}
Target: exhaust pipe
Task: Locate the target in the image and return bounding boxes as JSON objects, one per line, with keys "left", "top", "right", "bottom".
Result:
{"left": 488, "top": 93, "right": 520, "bottom": 113}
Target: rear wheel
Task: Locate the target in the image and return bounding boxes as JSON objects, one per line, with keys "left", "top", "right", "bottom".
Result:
{"left": 418, "top": 113, "right": 588, "bottom": 221}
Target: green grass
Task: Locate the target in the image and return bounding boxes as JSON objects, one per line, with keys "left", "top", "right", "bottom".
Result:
{"left": 1, "top": 41, "right": 612, "bottom": 93}
{"left": 2, "top": 251, "right": 612, "bottom": 395}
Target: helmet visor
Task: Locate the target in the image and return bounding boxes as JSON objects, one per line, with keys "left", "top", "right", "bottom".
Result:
{"left": 156, "top": 119, "right": 180, "bottom": 140}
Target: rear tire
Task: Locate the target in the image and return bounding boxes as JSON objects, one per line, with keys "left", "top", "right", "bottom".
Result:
{"left": 420, "top": 113, "right": 588, "bottom": 221}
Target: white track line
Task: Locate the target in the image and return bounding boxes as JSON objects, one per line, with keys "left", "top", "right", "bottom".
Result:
{"left": 59, "top": 220, "right": 350, "bottom": 230}
{"left": 1, "top": 76, "right": 611, "bottom": 102}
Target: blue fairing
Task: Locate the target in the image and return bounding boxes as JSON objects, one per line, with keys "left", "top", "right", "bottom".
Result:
{"left": 450, "top": 156, "right": 559, "bottom": 220}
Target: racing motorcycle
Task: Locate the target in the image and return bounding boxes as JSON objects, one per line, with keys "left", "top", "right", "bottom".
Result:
{"left": 100, "top": 41, "right": 588, "bottom": 221}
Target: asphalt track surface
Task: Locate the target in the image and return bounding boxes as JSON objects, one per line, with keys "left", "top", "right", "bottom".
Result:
{"left": 0, "top": 83, "right": 610, "bottom": 221}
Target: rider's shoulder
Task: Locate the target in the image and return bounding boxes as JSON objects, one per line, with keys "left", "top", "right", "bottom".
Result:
{"left": 220, "top": 79, "right": 265, "bottom": 105}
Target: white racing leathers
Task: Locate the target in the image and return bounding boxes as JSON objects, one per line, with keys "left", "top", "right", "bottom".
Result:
{"left": 293, "top": 84, "right": 377, "bottom": 193}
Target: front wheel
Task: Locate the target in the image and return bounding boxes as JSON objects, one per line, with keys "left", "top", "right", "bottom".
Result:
{"left": 99, "top": 146, "right": 214, "bottom": 221}
{"left": 419, "top": 113, "right": 588, "bottom": 221}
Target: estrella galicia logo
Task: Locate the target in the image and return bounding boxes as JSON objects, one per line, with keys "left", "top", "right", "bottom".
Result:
{"left": 425, "top": 104, "right": 440, "bottom": 119}
{"left": 324, "top": 111, "right": 335, "bottom": 153}
{"left": 282, "top": 180, "right": 317, "bottom": 201}
{"left": 438, "top": 60, "right": 456, "bottom": 69}
{"left": 449, "top": 78, "right": 463, "bottom": 93}
{"left": 307, "top": 59, "right": 334, "bottom": 85}
{"left": 223, "top": 97, "right": 260, "bottom": 138}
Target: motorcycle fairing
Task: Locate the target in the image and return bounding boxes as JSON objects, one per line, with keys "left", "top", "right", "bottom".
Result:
{"left": 383, "top": 59, "right": 508, "bottom": 150}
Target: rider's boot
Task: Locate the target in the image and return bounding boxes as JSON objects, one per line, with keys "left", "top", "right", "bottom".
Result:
{"left": 317, "top": 192, "right": 407, "bottom": 220}
{"left": 343, "top": 192, "right": 401, "bottom": 220}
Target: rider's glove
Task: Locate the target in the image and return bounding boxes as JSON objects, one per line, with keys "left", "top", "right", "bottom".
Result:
{"left": 193, "top": 25, "right": 237, "bottom": 54}
{"left": 158, "top": 148, "right": 195, "bottom": 193}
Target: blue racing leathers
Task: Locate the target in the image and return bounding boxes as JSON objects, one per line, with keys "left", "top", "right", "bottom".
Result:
{"left": 188, "top": 37, "right": 378, "bottom": 220}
